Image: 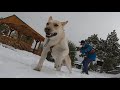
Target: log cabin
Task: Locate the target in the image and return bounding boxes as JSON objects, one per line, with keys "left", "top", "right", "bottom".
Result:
{"left": 0, "top": 14, "right": 45, "bottom": 55}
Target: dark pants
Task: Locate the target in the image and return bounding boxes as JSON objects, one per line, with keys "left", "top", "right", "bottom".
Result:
{"left": 82, "top": 58, "right": 93, "bottom": 74}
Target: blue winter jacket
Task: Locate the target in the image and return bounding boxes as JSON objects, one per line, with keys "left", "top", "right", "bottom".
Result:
{"left": 80, "top": 44, "right": 96, "bottom": 61}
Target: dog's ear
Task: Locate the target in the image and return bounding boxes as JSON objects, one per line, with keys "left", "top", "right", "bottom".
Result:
{"left": 61, "top": 21, "right": 68, "bottom": 26}
{"left": 48, "top": 16, "right": 53, "bottom": 22}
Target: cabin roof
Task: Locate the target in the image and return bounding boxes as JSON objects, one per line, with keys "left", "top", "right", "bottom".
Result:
{"left": 0, "top": 14, "right": 45, "bottom": 41}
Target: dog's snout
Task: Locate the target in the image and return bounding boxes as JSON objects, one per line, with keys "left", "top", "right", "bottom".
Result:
{"left": 45, "top": 28, "right": 51, "bottom": 32}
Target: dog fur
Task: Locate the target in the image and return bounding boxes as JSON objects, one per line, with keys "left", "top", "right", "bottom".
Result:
{"left": 34, "top": 16, "right": 72, "bottom": 73}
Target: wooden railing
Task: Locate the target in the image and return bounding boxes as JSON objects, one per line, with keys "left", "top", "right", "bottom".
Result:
{"left": 0, "top": 35, "right": 42, "bottom": 56}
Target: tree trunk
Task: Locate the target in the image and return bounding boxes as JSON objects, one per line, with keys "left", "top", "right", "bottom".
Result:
{"left": 100, "top": 62, "right": 105, "bottom": 73}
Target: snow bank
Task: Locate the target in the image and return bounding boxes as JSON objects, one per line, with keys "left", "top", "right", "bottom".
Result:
{"left": 0, "top": 43, "right": 117, "bottom": 78}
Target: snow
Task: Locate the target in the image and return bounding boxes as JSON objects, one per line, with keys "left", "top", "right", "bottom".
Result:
{"left": 111, "top": 74, "right": 120, "bottom": 78}
{"left": 0, "top": 43, "right": 119, "bottom": 78}
{"left": 116, "top": 65, "right": 120, "bottom": 67}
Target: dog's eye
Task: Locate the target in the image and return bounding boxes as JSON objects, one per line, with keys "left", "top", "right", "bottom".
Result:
{"left": 46, "top": 23, "right": 49, "bottom": 25}
{"left": 54, "top": 24, "right": 58, "bottom": 27}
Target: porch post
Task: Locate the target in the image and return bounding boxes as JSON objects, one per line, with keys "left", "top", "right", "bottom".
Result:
{"left": 9, "top": 29, "right": 14, "bottom": 37}
{"left": 33, "top": 40, "right": 39, "bottom": 53}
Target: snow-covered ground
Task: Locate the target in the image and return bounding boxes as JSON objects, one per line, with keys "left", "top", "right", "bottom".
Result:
{"left": 0, "top": 43, "right": 119, "bottom": 78}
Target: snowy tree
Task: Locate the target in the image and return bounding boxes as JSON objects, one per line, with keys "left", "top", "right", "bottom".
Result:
{"left": 85, "top": 34, "right": 99, "bottom": 47}
{"left": 0, "top": 24, "right": 9, "bottom": 35}
{"left": 68, "top": 40, "right": 77, "bottom": 66}
{"left": 101, "top": 30, "right": 120, "bottom": 72}
{"left": 85, "top": 31, "right": 120, "bottom": 72}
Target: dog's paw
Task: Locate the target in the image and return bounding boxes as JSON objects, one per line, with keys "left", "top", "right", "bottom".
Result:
{"left": 33, "top": 67, "right": 41, "bottom": 71}
{"left": 54, "top": 65, "right": 56, "bottom": 68}
{"left": 55, "top": 65, "right": 62, "bottom": 71}
{"left": 69, "top": 71, "right": 72, "bottom": 74}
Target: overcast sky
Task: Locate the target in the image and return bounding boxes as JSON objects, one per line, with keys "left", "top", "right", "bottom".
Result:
{"left": 0, "top": 12, "right": 120, "bottom": 46}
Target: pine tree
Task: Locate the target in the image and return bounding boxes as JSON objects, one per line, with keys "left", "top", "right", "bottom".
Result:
{"left": 85, "top": 34, "right": 100, "bottom": 51}
{"left": 68, "top": 40, "right": 77, "bottom": 66}
{"left": 85, "top": 31, "right": 120, "bottom": 72}
{"left": 0, "top": 24, "right": 9, "bottom": 35}
{"left": 102, "top": 30, "right": 120, "bottom": 72}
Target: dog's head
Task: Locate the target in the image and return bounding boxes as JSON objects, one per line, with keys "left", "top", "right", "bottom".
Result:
{"left": 44, "top": 16, "right": 68, "bottom": 38}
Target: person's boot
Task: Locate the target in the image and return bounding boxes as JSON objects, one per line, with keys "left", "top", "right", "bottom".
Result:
{"left": 81, "top": 71, "right": 85, "bottom": 74}
{"left": 85, "top": 72, "right": 89, "bottom": 75}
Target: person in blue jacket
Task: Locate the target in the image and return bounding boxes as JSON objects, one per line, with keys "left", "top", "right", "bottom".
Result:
{"left": 79, "top": 40, "right": 96, "bottom": 75}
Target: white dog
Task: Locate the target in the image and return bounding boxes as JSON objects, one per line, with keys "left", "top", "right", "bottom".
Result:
{"left": 34, "top": 16, "right": 72, "bottom": 73}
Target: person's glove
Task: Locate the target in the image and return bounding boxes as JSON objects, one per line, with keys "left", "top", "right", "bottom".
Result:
{"left": 79, "top": 54, "right": 86, "bottom": 57}
{"left": 76, "top": 47, "right": 80, "bottom": 51}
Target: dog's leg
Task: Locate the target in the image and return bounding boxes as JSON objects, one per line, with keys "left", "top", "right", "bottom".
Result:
{"left": 54, "top": 58, "right": 62, "bottom": 69}
{"left": 54, "top": 62, "right": 57, "bottom": 68}
{"left": 55, "top": 50, "right": 70, "bottom": 72}
{"left": 65, "top": 55, "right": 72, "bottom": 73}
{"left": 34, "top": 47, "right": 50, "bottom": 71}
{"left": 55, "top": 58, "right": 62, "bottom": 71}
{"left": 55, "top": 57, "right": 66, "bottom": 71}
{"left": 55, "top": 60, "right": 64, "bottom": 68}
